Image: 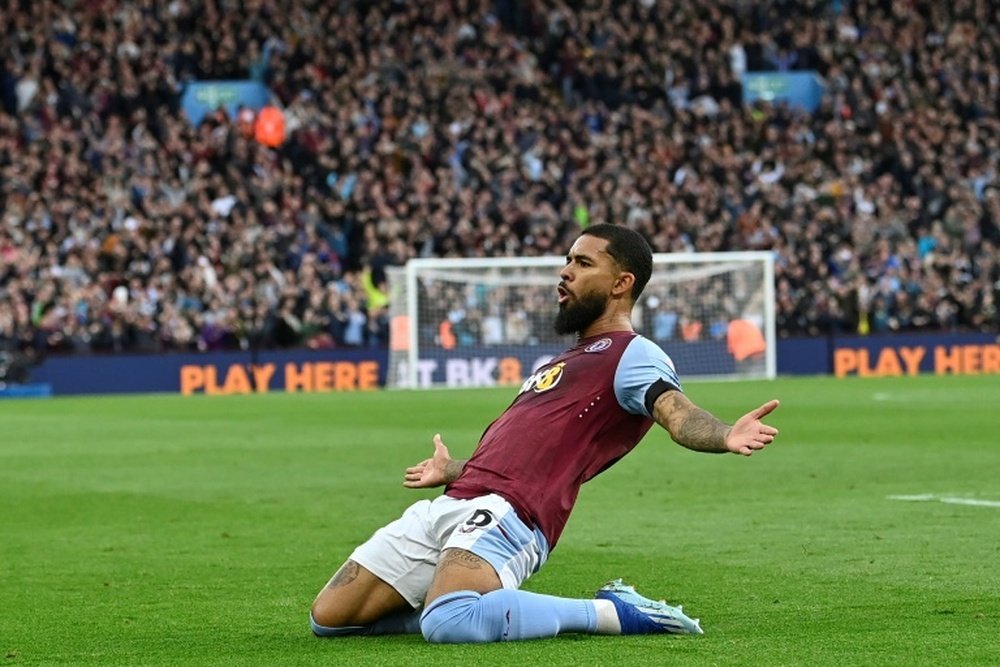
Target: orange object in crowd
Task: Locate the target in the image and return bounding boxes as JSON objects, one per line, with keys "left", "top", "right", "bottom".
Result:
{"left": 680, "top": 319, "right": 702, "bottom": 342}
{"left": 727, "top": 319, "right": 767, "bottom": 361}
{"left": 438, "top": 320, "right": 456, "bottom": 350}
{"left": 254, "top": 106, "right": 285, "bottom": 147}
{"left": 390, "top": 315, "right": 410, "bottom": 352}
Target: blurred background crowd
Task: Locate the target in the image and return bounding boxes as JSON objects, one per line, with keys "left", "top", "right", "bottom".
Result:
{"left": 1, "top": 0, "right": 998, "bottom": 361}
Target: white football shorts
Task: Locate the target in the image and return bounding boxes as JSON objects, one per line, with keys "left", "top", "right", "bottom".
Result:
{"left": 349, "top": 493, "right": 549, "bottom": 608}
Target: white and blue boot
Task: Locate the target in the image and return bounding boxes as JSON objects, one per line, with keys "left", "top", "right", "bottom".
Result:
{"left": 595, "top": 578, "right": 704, "bottom": 635}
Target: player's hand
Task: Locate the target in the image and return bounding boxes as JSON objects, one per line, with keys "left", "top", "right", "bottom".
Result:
{"left": 725, "top": 399, "right": 780, "bottom": 456}
{"left": 403, "top": 433, "right": 453, "bottom": 488}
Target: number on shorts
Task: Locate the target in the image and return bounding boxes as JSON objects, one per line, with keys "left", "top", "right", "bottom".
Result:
{"left": 459, "top": 509, "right": 495, "bottom": 533}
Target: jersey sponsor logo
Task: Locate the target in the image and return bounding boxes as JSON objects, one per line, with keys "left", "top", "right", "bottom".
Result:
{"left": 584, "top": 338, "right": 613, "bottom": 353}
{"left": 458, "top": 509, "right": 496, "bottom": 533}
{"left": 518, "top": 362, "right": 566, "bottom": 395}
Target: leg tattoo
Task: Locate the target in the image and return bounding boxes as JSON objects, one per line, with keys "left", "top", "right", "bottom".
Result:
{"left": 326, "top": 560, "right": 361, "bottom": 590}
{"left": 438, "top": 549, "right": 487, "bottom": 573}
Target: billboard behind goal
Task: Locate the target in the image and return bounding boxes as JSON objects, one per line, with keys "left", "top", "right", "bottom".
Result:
{"left": 387, "top": 252, "right": 775, "bottom": 389}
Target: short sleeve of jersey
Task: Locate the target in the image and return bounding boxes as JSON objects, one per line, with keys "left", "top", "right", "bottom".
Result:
{"left": 613, "top": 336, "right": 683, "bottom": 417}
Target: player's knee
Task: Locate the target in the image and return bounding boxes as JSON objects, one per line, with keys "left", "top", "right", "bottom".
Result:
{"left": 310, "top": 596, "right": 362, "bottom": 634}
{"left": 420, "top": 591, "right": 498, "bottom": 644}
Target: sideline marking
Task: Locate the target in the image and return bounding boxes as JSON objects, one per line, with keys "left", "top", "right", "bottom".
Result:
{"left": 887, "top": 494, "right": 1000, "bottom": 508}
{"left": 939, "top": 497, "right": 1000, "bottom": 508}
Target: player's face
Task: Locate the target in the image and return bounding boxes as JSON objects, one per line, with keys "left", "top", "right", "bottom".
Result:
{"left": 555, "top": 235, "right": 619, "bottom": 335}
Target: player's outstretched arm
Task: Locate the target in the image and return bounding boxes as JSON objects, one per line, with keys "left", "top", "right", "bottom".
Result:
{"left": 652, "top": 391, "right": 779, "bottom": 456}
{"left": 403, "top": 433, "right": 468, "bottom": 488}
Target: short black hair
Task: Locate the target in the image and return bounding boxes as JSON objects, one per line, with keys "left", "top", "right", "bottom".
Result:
{"left": 580, "top": 223, "right": 653, "bottom": 301}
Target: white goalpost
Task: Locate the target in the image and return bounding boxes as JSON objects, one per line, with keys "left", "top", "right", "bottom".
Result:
{"left": 386, "top": 252, "right": 776, "bottom": 389}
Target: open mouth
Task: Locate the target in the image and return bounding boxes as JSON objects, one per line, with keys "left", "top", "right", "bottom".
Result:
{"left": 557, "top": 284, "right": 571, "bottom": 304}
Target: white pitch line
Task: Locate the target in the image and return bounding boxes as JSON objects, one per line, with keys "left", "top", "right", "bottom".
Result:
{"left": 939, "top": 497, "right": 1000, "bottom": 508}
{"left": 887, "top": 494, "right": 1000, "bottom": 508}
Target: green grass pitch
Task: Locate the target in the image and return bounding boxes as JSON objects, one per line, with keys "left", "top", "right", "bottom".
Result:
{"left": 2, "top": 374, "right": 999, "bottom": 666}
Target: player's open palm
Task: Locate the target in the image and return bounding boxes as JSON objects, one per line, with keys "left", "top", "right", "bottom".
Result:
{"left": 403, "top": 433, "right": 453, "bottom": 488}
{"left": 726, "top": 399, "right": 780, "bottom": 456}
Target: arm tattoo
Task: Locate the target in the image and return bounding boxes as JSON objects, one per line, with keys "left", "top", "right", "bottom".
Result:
{"left": 444, "top": 459, "right": 467, "bottom": 484}
{"left": 325, "top": 560, "right": 361, "bottom": 590}
{"left": 654, "top": 392, "right": 731, "bottom": 453}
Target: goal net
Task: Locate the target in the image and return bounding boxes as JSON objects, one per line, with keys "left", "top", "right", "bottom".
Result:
{"left": 386, "top": 252, "right": 775, "bottom": 388}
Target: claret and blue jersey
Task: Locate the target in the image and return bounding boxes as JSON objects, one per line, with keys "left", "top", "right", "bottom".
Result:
{"left": 446, "top": 330, "right": 682, "bottom": 550}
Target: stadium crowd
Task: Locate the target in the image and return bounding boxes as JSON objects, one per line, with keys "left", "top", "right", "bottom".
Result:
{"left": 0, "top": 0, "right": 998, "bottom": 363}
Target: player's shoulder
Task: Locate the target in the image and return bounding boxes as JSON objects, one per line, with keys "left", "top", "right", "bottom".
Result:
{"left": 617, "top": 334, "right": 679, "bottom": 378}
{"left": 622, "top": 333, "right": 672, "bottom": 361}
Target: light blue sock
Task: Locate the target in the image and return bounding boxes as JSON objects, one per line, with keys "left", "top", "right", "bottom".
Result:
{"left": 310, "top": 608, "right": 422, "bottom": 636}
{"left": 420, "top": 589, "right": 598, "bottom": 643}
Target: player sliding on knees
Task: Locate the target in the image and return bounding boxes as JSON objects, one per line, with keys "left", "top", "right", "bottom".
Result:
{"left": 310, "top": 224, "right": 780, "bottom": 642}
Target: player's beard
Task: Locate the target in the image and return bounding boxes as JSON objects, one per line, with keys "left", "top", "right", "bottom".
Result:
{"left": 554, "top": 290, "right": 607, "bottom": 335}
